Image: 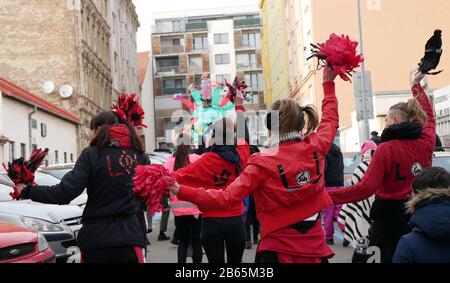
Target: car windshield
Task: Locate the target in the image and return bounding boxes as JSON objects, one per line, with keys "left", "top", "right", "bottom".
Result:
{"left": 433, "top": 156, "right": 450, "bottom": 171}
{"left": 40, "top": 169, "right": 72, "bottom": 180}
{"left": 343, "top": 154, "right": 360, "bottom": 174}
{"left": 34, "top": 172, "right": 61, "bottom": 186}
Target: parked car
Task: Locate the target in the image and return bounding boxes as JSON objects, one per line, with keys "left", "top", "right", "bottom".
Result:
{"left": 0, "top": 169, "right": 82, "bottom": 262}
{"left": 433, "top": 152, "right": 450, "bottom": 171}
{"left": 35, "top": 164, "right": 87, "bottom": 209}
{"left": 0, "top": 221, "right": 55, "bottom": 263}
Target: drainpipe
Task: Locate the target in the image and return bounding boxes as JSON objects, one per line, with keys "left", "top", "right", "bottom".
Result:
{"left": 28, "top": 106, "right": 37, "bottom": 156}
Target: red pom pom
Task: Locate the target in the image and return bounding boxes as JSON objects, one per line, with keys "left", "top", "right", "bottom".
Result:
{"left": 309, "top": 34, "right": 364, "bottom": 82}
{"left": 133, "top": 165, "right": 176, "bottom": 217}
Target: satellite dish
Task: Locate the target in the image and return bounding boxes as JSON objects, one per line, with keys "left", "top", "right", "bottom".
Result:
{"left": 42, "top": 81, "right": 55, "bottom": 94}
{"left": 59, "top": 85, "right": 74, "bottom": 98}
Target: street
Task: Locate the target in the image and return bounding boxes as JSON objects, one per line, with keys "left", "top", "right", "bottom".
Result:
{"left": 146, "top": 214, "right": 354, "bottom": 263}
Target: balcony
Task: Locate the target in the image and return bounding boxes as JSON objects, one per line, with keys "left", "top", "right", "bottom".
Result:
{"left": 186, "top": 22, "right": 208, "bottom": 31}
{"left": 236, "top": 63, "right": 260, "bottom": 71}
{"left": 160, "top": 45, "right": 185, "bottom": 54}
{"left": 234, "top": 18, "right": 261, "bottom": 28}
{"left": 189, "top": 65, "right": 203, "bottom": 73}
{"left": 156, "top": 66, "right": 180, "bottom": 76}
{"left": 153, "top": 23, "right": 186, "bottom": 34}
{"left": 162, "top": 87, "right": 186, "bottom": 95}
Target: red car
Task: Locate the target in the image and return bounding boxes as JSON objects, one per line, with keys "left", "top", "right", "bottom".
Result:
{"left": 0, "top": 221, "right": 56, "bottom": 263}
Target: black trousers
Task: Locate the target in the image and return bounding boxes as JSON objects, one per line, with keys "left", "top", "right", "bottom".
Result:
{"left": 81, "top": 246, "right": 144, "bottom": 263}
{"left": 174, "top": 215, "right": 202, "bottom": 263}
{"left": 369, "top": 199, "right": 411, "bottom": 263}
{"left": 201, "top": 216, "right": 246, "bottom": 263}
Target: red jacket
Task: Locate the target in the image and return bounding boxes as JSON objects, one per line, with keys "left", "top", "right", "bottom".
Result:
{"left": 173, "top": 142, "right": 250, "bottom": 218}
{"left": 329, "top": 84, "right": 436, "bottom": 204}
{"left": 178, "top": 82, "right": 338, "bottom": 241}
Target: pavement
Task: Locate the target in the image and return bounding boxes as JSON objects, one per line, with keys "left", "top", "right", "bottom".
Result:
{"left": 146, "top": 213, "right": 354, "bottom": 263}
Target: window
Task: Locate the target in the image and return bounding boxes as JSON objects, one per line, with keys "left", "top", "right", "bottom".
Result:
{"left": 242, "top": 32, "right": 261, "bottom": 49}
{"left": 21, "top": 143, "right": 26, "bottom": 158}
{"left": 236, "top": 53, "right": 257, "bottom": 68}
{"left": 214, "top": 33, "right": 229, "bottom": 44}
{"left": 163, "top": 78, "right": 186, "bottom": 88}
{"left": 70, "top": 154, "right": 74, "bottom": 163}
{"left": 189, "top": 55, "right": 202, "bottom": 70}
{"left": 64, "top": 152, "right": 67, "bottom": 163}
{"left": 215, "top": 54, "right": 230, "bottom": 65}
{"left": 193, "top": 36, "right": 208, "bottom": 50}
{"left": 245, "top": 73, "right": 264, "bottom": 92}
{"left": 216, "top": 74, "right": 232, "bottom": 82}
{"left": 41, "top": 123, "right": 47, "bottom": 138}
{"left": 8, "top": 142, "right": 15, "bottom": 162}
{"left": 158, "top": 57, "right": 179, "bottom": 67}
{"left": 161, "top": 38, "right": 183, "bottom": 47}
{"left": 55, "top": 150, "right": 59, "bottom": 164}
{"left": 31, "top": 119, "right": 38, "bottom": 129}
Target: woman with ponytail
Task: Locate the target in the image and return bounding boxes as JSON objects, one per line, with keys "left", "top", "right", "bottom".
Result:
{"left": 328, "top": 72, "right": 436, "bottom": 263}
{"left": 164, "top": 133, "right": 202, "bottom": 263}
{"left": 165, "top": 67, "right": 339, "bottom": 263}
{"left": 14, "top": 98, "right": 150, "bottom": 263}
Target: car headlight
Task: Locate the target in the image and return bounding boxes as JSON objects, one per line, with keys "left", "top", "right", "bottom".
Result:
{"left": 20, "top": 217, "right": 64, "bottom": 232}
{"left": 37, "top": 233, "right": 50, "bottom": 252}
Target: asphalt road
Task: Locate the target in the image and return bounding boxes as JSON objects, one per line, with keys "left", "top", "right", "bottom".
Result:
{"left": 146, "top": 214, "right": 354, "bottom": 263}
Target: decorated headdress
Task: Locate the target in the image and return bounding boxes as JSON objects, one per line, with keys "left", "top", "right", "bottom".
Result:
{"left": 112, "top": 92, "right": 147, "bottom": 129}
{"left": 418, "top": 29, "right": 443, "bottom": 75}
{"left": 172, "top": 77, "right": 251, "bottom": 143}
{"left": 307, "top": 34, "right": 364, "bottom": 82}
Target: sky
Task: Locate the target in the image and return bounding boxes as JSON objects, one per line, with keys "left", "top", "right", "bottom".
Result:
{"left": 132, "top": 0, "right": 259, "bottom": 52}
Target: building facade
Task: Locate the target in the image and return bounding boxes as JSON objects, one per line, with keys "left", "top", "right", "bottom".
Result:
{"left": 0, "top": 0, "right": 140, "bottom": 153}
{"left": 259, "top": 0, "right": 290, "bottom": 107}
{"left": 109, "top": 0, "right": 140, "bottom": 100}
{"left": 151, "top": 6, "right": 266, "bottom": 148}
{"left": 0, "top": 77, "right": 79, "bottom": 165}
{"left": 138, "top": 51, "right": 157, "bottom": 152}
{"left": 261, "top": 0, "right": 450, "bottom": 151}
{"left": 434, "top": 85, "right": 450, "bottom": 147}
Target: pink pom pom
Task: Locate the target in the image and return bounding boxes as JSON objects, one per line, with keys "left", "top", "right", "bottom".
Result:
{"left": 133, "top": 165, "right": 176, "bottom": 217}
{"left": 173, "top": 94, "right": 183, "bottom": 101}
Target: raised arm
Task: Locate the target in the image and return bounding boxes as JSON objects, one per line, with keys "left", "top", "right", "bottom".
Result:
{"left": 171, "top": 164, "right": 262, "bottom": 211}
{"left": 327, "top": 147, "right": 387, "bottom": 205}
{"left": 411, "top": 72, "right": 436, "bottom": 151}
{"left": 19, "top": 148, "right": 92, "bottom": 205}
{"left": 316, "top": 68, "right": 339, "bottom": 153}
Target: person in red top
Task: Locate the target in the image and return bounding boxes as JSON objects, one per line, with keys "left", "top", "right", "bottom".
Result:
{"left": 171, "top": 99, "right": 250, "bottom": 263}
{"left": 165, "top": 67, "right": 339, "bottom": 263}
{"left": 328, "top": 71, "right": 436, "bottom": 263}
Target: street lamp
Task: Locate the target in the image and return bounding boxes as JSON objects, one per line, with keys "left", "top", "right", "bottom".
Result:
{"left": 356, "top": 0, "right": 371, "bottom": 141}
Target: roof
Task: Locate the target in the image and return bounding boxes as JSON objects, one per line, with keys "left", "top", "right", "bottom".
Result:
{"left": 138, "top": 51, "right": 150, "bottom": 87}
{"left": 0, "top": 77, "right": 80, "bottom": 124}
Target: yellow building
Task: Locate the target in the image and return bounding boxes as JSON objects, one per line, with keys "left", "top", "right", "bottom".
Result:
{"left": 263, "top": 0, "right": 450, "bottom": 151}
{"left": 259, "top": 0, "right": 290, "bottom": 107}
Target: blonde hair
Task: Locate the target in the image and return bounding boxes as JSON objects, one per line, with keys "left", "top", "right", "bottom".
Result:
{"left": 271, "top": 99, "right": 319, "bottom": 135}
{"left": 390, "top": 99, "right": 428, "bottom": 125}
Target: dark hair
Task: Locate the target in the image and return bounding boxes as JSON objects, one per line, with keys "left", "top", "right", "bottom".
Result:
{"left": 270, "top": 99, "right": 319, "bottom": 135}
{"left": 89, "top": 111, "right": 144, "bottom": 153}
{"left": 412, "top": 167, "right": 450, "bottom": 194}
{"left": 174, "top": 133, "right": 193, "bottom": 170}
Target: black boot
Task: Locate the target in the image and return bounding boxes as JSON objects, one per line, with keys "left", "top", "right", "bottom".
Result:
{"left": 158, "top": 232, "right": 170, "bottom": 241}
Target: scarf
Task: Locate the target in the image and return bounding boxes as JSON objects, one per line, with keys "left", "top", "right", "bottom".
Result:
{"left": 108, "top": 125, "right": 133, "bottom": 149}
{"left": 206, "top": 145, "right": 242, "bottom": 172}
{"left": 269, "top": 131, "right": 303, "bottom": 148}
{"left": 380, "top": 121, "right": 422, "bottom": 143}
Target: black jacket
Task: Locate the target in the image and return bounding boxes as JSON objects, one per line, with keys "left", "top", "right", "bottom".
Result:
{"left": 21, "top": 146, "right": 150, "bottom": 251}
{"left": 324, "top": 143, "right": 344, "bottom": 187}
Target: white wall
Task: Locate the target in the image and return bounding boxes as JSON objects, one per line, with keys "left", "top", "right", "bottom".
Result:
{"left": 208, "top": 19, "right": 236, "bottom": 81}
{"left": 141, "top": 55, "right": 157, "bottom": 152}
{"left": 1, "top": 96, "right": 78, "bottom": 164}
